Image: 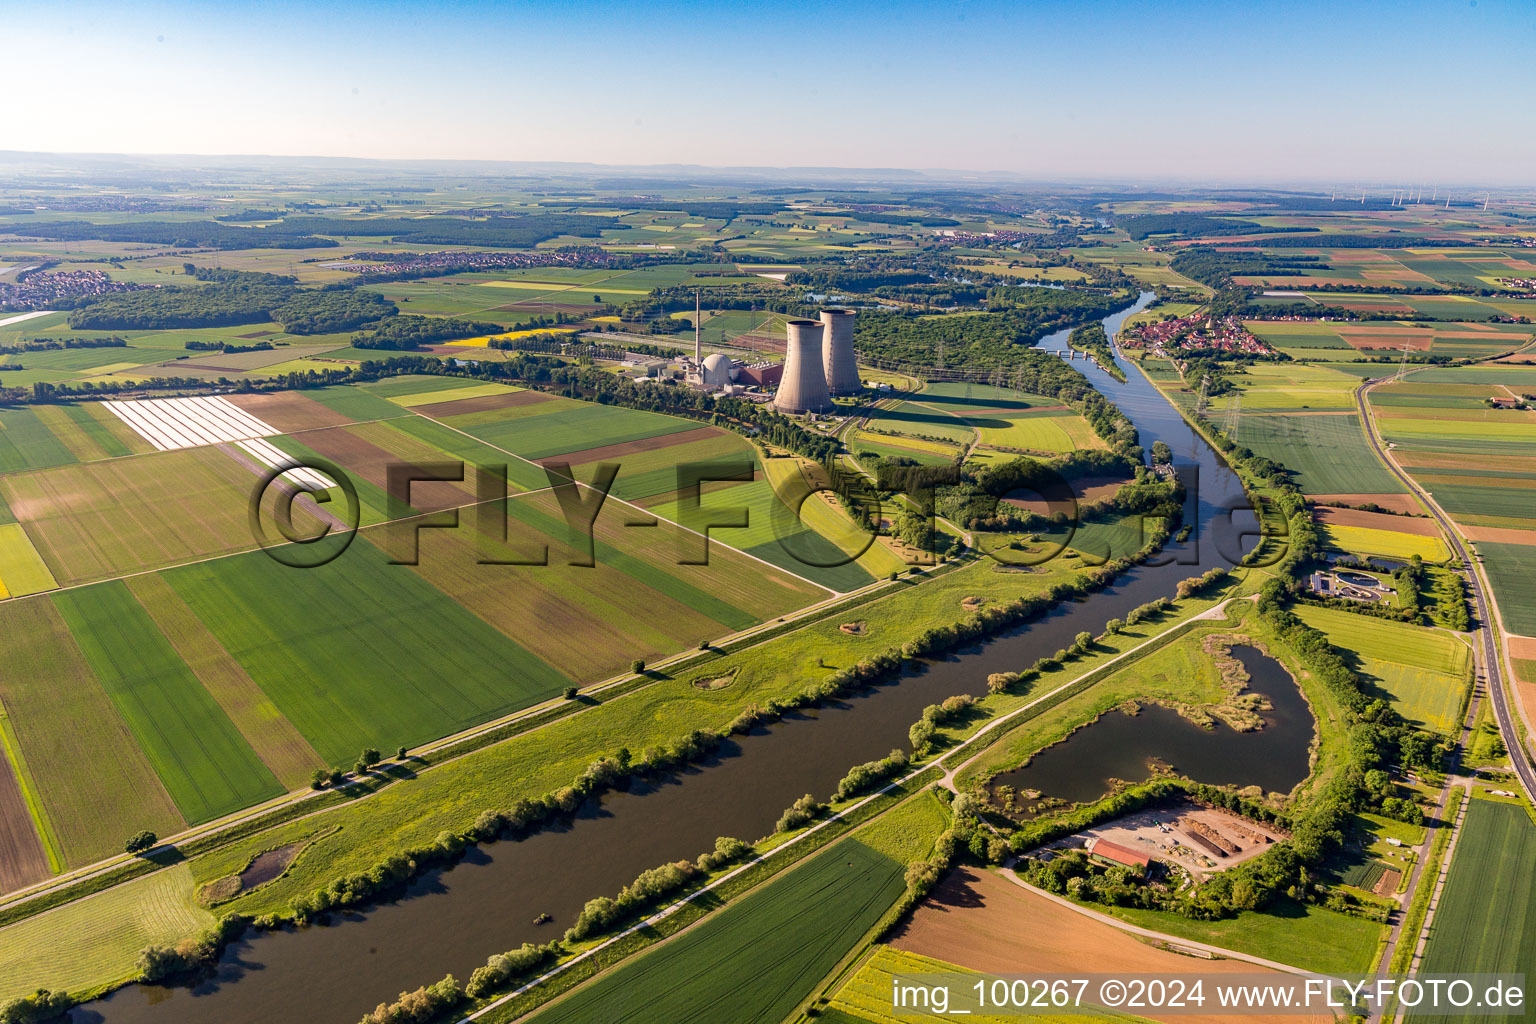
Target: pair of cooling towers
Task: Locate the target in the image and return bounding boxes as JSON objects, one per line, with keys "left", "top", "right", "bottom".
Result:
{"left": 773, "top": 308, "right": 859, "bottom": 414}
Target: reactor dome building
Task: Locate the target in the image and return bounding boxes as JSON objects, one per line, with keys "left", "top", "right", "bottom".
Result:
{"left": 773, "top": 319, "right": 835, "bottom": 414}
{"left": 819, "top": 308, "right": 860, "bottom": 395}
{"left": 700, "top": 351, "right": 733, "bottom": 389}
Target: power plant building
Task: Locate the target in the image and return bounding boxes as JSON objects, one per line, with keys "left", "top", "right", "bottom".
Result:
{"left": 773, "top": 319, "right": 835, "bottom": 414}
{"left": 820, "top": 308, "right": 860, "bottom": 394}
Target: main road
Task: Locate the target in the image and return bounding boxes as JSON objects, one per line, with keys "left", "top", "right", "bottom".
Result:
{"left": 1354, "top": 375, "right": 1536, "bottom": 802}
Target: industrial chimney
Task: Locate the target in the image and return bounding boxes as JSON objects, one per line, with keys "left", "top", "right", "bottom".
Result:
{"left": 819, "top": 308, "right": 859, "bottom": 394}
{"left": 773, "top": 319, "right": 833, "bottom": 414}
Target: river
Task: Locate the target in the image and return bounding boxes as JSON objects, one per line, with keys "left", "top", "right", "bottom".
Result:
{"left": 71, "top": 292, "right": 1278, "bottom": 1024}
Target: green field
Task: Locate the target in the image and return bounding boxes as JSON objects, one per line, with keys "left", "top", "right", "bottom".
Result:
{"left": 829, "top": 947, "right": 1141, "bottom": 1024}
{"left": 0, "top": 863, "right": 213, "bottom": 1001}
{"left": 1318, "top": 523, "right": 1451, "bottom": 563}
{"left": 528, "top": 837, "right": 906, "bottom": 1024}
{"left": 0, "top": 597, "right": 184, "bottom": 866}
{"left": 53, "top": 583, "right": 285, "bottom": 823}
{"left": 163, "top": 540, "right": 572, "bottom": 766}
{"left": 0, "top": 524, "right": 57, "bottom": 598}
{"left": 463, "top": 400, "right": 702, "bottom": 460}
{"left": 1475, "top": 541, "right": 1536, "bottom": 636}
{"left": 1412, "top": 799, "right": 1536, "bottom": 1023}
{"left": 646, "top": 475, "right": 876, "bottom": 593}
{"left": 0, "top": 407, "right": 77, "bottom": 474}
{"left": 1231, "top": 414, "right": 1402, "bottom": 495}
{"left": 1103, "top": 899, "right": 1383, "bottom": 975}
{"left": 1294, "top": 605, "right": 1470, "bottom": 733}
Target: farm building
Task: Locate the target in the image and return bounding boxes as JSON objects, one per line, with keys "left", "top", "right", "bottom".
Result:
{"left": 1085, "top": 837, "right": 1150, "bottom": 877}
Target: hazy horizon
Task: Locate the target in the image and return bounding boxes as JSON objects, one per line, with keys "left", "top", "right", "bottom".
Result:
{"left": 8, "top": 0, "right": 1536, "bottom": 186}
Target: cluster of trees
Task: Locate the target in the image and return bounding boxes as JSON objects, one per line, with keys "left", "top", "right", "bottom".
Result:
{"left": 66, "top": 266, "right": 396, "bottom": 333}
{"left": 776, "top": 793, "right": 829, "bottom": 833}
{"left": 562, "top": 836, "right": 751, "bottom": 945}
{"left": 350, "top": 315, "right": 499, "bottom": 350}
{"left": 1116, "top": 214, "right": 1318, "bottom": 241}
{"left": 1068, "top": 322, "right": 1120, "bottom": 379}
{"left": 1175, "top": 566, "right": 1230, "bottom": 599}
{"left": 7, "top": 218, "right": 337, "bottom": 249}
{"left": 277, "top": 213, "right": 623, "bottom": 248}
{"left": 465, "top": 942, "right": 556, "bottom": 999}
{"left": 358, "top": 974, "right": 464, "bottom": 1024}
{"left": 0, "top": 990, "right": 74, "bottom": 1024}
{"left": 137, "top": 914, "right": 248, "bottom": 984}
{"left": 272, "top": 288, "right": 396, "bottom": 334}
{"left": 937, "top": 453, "right": 1177, "bottom": 541}
{"left": 185, "top": 340, "right": 272, "bottom": 354}
{"left": 833, "top": 749, "right": 911, "bottom": 801}
{"left": 908, "top": 694, "right": 977, "bottom": 754}
{"left": 618, "top": 282, "right": 809, "bottom": 321}
{"left": 0, "top": 336, "right": 126, "bottom": 355}
{"left": 1171, "top": 248, "right": 1331, "bottom": 292}
{"left": 784, "top": 266, "right": 938, "bottom": 291}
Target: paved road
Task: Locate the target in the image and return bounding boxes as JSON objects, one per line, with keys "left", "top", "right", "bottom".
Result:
{"left": 1354, "top": 376, "right": 1536, "bottom": 803}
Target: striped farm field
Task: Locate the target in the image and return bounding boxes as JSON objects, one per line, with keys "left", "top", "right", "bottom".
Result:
{"left": 30, "top": 403, "right": 151, "bottom": 462}
{"left": 551, "top": 426, "right": 757, "bottom": 503}
{"left": 52, "top": 582, "right": 285, "bottom": 824}
{"left": 297, "top": 383, "right": 413, "bottom": 422}
{"left": 0, "top": 524, "right": 57, "bottom": 598}
{"left": 356, "top": 374, "right": 505, "bottom": 401}
{"left": 458, "top": 399, "right": 702, "bottom": 460}
{"left": 0, "top": 863, "right": 212, "bottom": 1002}
{"left": 1207, "top": 360, "right": 1360, "bottom": 411}
{"left": 0, "top": 598, "right": 183, "bottom": 867}
{"left": 0, "top": 445, "right": 331, "bottom": 585}
{"left": 1319, "top": 522, "right": 1450, "bottom": 562}
{"left": 1474, "top": 541, "right": 1536, "bottom": 636}
{"left": 124, "top": 573, "right": 323, "bottom": 790}
{"left": 529, "top": 838, "right": 907, "bottom": 1024}
{"left": 764, "top": 458, "right": 909, "bottom": 580}
{"left": 376, "top": 414, "right": 551, "bottom": 491}
{"left": 863, "top": 400, "right": 977, "bottom": 445}
{"left": 508, "top": 485, "right": 830, "bottom": 613}
{"left": 1230, "top": 413, "right": 1402, "bottom": 495}
{"left": 162, "top": 541, "right": 573, "bottom": 766}
{"left": 1411, "top": 799, "right": 1536, "bottom": 1023}
{"left": 0, "top": 407, "right": 77, "bottom": 474}
{"left": 1295, "top": 605, "right": 1470, "bottom": 733}
{"left": 975, "top": 410, "right": 1093, "bottom": 453}
{"left": 849, "top": 427, "right": 962, "bottom": 461}
{"left": 645, "top": 475, "right": 874, "bottom": 593}
{"left": 385, "top": 382, "right": 521, "bottom": 408}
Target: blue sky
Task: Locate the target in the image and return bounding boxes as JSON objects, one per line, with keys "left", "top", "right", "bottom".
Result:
{"left": 6, "top": 0, "right": 1533, "bottom": 183}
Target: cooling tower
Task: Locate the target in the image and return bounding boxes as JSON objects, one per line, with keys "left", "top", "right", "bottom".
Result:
{"left": 773, "top": 319, "right": 833, "bottom": 414}
{"left": 819, "top": 308, "right": 860, "bottom": 395}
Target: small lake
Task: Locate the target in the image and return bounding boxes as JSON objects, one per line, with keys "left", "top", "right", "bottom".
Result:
{"left": 990, "top": 644, "right": 1314, "bottom": 810}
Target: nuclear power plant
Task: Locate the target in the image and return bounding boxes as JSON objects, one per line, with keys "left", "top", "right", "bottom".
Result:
{"left": 772, "top": 309, "right": 857, "bottom": 414}
{"left": 773, "top": 319, "right": 835, "bottom": 414}
{"left": 820, "top": 308, "right": 860, "bottom": 395}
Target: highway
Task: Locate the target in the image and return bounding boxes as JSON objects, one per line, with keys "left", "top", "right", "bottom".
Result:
{"left": 1354, "top": 376, "right": 1536, "bottom": 803}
